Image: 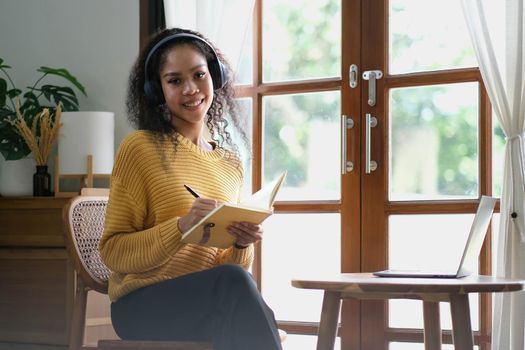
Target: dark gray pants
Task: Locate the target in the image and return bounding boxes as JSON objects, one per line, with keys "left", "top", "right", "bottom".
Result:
{"left": 111, "top": 264, "right": 282, "bottom": 350}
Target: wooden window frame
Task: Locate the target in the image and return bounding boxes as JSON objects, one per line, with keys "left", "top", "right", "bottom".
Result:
{"left": 138, "top": 1, "right": 495, "bottom": 347}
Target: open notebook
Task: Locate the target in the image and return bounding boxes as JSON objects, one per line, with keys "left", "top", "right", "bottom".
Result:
{"left": 181, "top": 171, "right": 287, "bottom": 248}
{"left": 373, "top": 195, "right": 497, "bottom": 278}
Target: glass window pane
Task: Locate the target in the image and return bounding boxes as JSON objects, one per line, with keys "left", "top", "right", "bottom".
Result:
{"left": 389, "top": 83, "right": 479, "bottom": 200}
{"left": 263, "top": 0, "right": 341, "bottom": 82}
{"left": 493, "top": 115, "right": 505, "bottom": 197}
{"left": 389, "top": 0, "right": 477, "bottom": 74}
{"left": 236, "top": 16, "right": 253, "bottom": 85}
{"left": 388, "top": 214, "right": 479, "bottom": 330}
{"left": 389, "top": 296, "right": 479, "bottom": 331}
{"left": 262, "top": 213, "right": 340, "bottom": 323}
{"left": 229, "top": 98, "right": 253, "bottom": 199}
{"left": 263, "top": 92, "right": 340, "bottom": 201}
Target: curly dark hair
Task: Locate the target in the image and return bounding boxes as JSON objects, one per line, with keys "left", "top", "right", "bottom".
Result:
{"left": 126, "top": 27, "right": 248, "bottom": 159}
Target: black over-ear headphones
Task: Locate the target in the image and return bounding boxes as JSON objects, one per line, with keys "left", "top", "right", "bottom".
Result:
{"left": 143, "top": 33, "right": 228, "bottom": 106}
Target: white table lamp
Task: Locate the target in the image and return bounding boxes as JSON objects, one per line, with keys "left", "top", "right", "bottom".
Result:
{"left": 55, "top": 111, "right": 114, "bottom": 196}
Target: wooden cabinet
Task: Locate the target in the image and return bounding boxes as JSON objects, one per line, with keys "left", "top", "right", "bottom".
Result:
{"left": 0, "top": 197, "right": 73, "bottom": 350}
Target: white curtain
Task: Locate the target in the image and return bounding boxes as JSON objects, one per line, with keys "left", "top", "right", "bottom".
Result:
{"left": 461, "top": 1, "right": 525, "bottom": 349}
{"left": 163, "top": 0, "right": 255, "bottom": 76}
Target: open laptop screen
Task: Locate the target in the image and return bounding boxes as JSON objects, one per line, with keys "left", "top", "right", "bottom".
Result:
{"left": 374, "top": 196, "right": 497, "bottom": 278}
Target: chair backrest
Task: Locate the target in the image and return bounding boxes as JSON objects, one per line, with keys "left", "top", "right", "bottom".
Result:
{"left": 63, "top": 195, "right": 111, "bottom": 294}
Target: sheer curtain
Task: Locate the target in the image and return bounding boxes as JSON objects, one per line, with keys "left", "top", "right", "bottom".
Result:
{"left": 461, "top": 1, "right": 525, "bottom": 349}
{"left": 163, "top": 0, "right": 255, "bottom": 76}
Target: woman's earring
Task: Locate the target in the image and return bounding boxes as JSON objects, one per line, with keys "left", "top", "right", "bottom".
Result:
{"left": 160, "top": 104, "right": 171, "bottom": 122}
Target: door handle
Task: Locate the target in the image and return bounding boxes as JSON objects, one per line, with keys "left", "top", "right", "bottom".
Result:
{"left": 362, "top": 70, "right": 383, "bottom": 106}
{"left": 341, "top": 115, "right": 354, "bottom": 174}
{"left": 365, "top": 113, "right": 378, "bottom": 174}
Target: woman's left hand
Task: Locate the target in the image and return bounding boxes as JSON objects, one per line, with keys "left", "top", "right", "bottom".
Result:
{"left": 227, "top": 222, "right": 264, "bottom": 247}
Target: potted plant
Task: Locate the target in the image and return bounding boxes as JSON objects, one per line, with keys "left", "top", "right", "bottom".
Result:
{"left": 0, "top": 57, "right": 86, "bottom": 196}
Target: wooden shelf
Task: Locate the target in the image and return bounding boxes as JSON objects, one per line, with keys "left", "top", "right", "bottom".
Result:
{"left": 0, "top": 197, "right": 73, "bottom": 350}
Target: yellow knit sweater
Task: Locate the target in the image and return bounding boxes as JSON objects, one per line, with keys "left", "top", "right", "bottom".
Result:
{"left": 99, "top": 131, "right": 254, "bottom": 302}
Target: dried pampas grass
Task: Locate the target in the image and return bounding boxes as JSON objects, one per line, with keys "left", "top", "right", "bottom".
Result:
{"left": 14, "top": 102, "right": 62, "bottom": 166}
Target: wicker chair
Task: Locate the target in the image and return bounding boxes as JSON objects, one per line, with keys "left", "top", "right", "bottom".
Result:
{"left": 63, "top": 194, "right": 213, "bottom": 350}
{"left": 63, "top": 194, "right": 286, "bottom": 350}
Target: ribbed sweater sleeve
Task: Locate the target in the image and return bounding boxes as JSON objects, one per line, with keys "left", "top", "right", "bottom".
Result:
{"left": 100, "top": 176, "right": 183, "bottom": 273}
{"left": 99, "top": 133, "right": 185, "bottom": 274}
{"left": 216, "top": 244, "right": 254, "bottom": 267}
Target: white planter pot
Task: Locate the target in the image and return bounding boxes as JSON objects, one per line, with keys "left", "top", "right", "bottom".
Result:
{"left": 0, "top": 155, "right": 35, "bottom": 196}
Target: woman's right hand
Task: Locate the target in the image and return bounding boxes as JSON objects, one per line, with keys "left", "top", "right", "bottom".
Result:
{"left": 177, "top": 198, "right": 218, "bottom": 233}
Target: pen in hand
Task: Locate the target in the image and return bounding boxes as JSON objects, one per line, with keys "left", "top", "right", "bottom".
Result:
{"left": 184, "top": 185, "right": 215, "bottom": 230}
{"left": 184, "top": 184, "right": 201, "bottom": 198}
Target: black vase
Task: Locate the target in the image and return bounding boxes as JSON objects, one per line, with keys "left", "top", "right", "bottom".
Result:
{"left": 33, "top": 165, "right": 51, "bottom": 196}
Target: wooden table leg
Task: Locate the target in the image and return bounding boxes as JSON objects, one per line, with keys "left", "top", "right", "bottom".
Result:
{"left": 449, "top": 294, "right": 473, "bottom": 350}
{"left": 423, "top": 301, "right": 441, "bottom": 350}
{"left": 316, "top": 291, "right": 342, "bottom": 350}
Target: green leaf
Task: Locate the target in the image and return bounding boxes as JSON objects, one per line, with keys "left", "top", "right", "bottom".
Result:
{"left": 0, "top": 107, "right": 14, "bottom": 120}
{"left": 0, "top": 60, "right": 86, "bottom": 160}
{"left": 34, "top": 85, "right": 80, "bottom": 111}
{"left": 0, "top": 138, "right": 30, "bottom": 160}
{"left": 21, "top": 91, "right": 39, "bottom": 109}
{"left": 0, "top": 79, "right": 6, "bottom": 107}
{"left": 37, "top": 66, "right": 87, "bottom": 96}
{"left": 19, "top": 91, "right": 42, "bottom": 119}
{"left": 7, "top": 88, "right": 21, "bottom": 99}
{"left": 0, "top": 58, "right": 11, "bottom": 70}
{"left": 0, "top": 116, "right": 30, "bottom": 160}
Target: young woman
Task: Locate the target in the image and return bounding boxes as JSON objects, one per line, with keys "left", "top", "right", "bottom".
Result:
{"left": 99, "top": 28, "right": 282, "bottom": 350}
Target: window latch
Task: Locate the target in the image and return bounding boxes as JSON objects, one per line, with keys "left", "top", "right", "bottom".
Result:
{"left": 349, "top": 64, "right": 359, "bottom": 88}
{"left": 362, "top": 70, "right": 383, "bottom": 106}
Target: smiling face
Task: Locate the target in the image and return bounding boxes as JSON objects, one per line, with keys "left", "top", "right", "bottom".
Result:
{"left": 159, "top": 44, "right": 214, "bottom": 133}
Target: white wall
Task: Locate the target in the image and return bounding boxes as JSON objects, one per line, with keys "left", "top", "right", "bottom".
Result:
{"left": 0, "top": 0, "right": 139, "bottom": 149}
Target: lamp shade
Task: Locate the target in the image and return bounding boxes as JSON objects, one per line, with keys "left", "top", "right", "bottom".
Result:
{"left": 58, "top": 111, "right": 114, "bottom": 174}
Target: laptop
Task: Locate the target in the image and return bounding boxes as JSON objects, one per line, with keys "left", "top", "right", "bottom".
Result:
{"left": 373, "top": 195, "right": 497, "bottom": 278}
